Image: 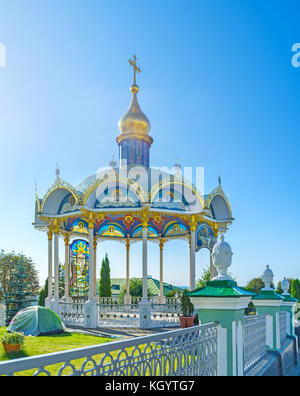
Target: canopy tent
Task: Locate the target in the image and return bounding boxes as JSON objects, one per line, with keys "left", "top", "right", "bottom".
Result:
{"left": 8, "top": 306, "right": 65, "bottom": 336}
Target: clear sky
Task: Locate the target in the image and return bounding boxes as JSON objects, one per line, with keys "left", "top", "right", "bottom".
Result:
{"left": 0, "top": 0, "right": 299, "bottom": 288}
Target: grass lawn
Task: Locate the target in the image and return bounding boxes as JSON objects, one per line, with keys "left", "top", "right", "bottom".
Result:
{"left": 0, "top": 327, "right": 115, "bottom": 376}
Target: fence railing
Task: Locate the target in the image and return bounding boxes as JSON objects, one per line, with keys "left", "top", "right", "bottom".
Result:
{"left": 98, "top": 302, "right": 140, "bottom": 327}
{"left": 59, "top": 302, "right": 85, "bottom": 327}
{"left": 150, "top": 304, "right": 180, "bottom": 328}
{"left": 243, "top": 314, "right": 267, "bottom": 373}
{"left": 279, "top": 311, "right": 288, "bottom": 346}
{"left": 0, "top": 323, "right": 219, "bottom": 377}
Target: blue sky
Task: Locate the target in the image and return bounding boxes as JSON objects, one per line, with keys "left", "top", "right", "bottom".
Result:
{"left": 0, "top": 0, "right": 299, "bottom": 287}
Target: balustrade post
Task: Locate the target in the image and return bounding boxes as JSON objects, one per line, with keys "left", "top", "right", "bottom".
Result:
{"left": 252, "top": 266, "right": 283, "bottom": 351}
{"left": 279, "top": 278, "right": 298, "bottom": 337}
{"left": 188, "top": 235, "right": 253, "bottom": 376}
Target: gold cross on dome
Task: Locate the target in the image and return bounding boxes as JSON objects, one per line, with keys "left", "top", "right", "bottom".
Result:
{"left": 129, "top": 54, "right": 141, "bottom": 85}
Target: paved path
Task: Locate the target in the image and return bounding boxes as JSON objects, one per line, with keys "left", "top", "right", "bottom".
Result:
{"left": 65, "top": 326, "right": 180, "bottom": 340}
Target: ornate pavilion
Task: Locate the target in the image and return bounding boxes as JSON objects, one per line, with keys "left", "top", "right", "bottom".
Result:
{"left": 34, "top": 56, "right": 233, "bottom": 322}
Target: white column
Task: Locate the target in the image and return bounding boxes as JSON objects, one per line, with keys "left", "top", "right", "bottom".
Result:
{"left": 64, "top": 235, "right": 70, "bottom": 301}
{"left": 124, "top": 238, "right": 131, "bottom": 304}
{"left": 189, "top": 230, "right": 196, "bottom": 290}
{"left": 142, "top": 225, "right": 148, "bottom": 300}
{"left": 88, "top": 222, "right": 95, "bottom": 301}
{"left": 54, "top": 231, "right": 59, "bottom": 300}
{"left": 84, "top": 216, "right": 98, "bottom": 329}
{"left": 157, "top": 239, "right": 165, "bottom": 304}
{"left": 45, "top": 229, "right": 53, "bottom": 308}
{"left": 94, "top": 238, "right": 97, "bottom": 299}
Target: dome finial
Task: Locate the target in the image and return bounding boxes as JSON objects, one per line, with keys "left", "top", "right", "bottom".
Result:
{"left": 118, "top": 55, "right": 152, "bottom": 138}
{"left": 129, "top": 54, "right": 141, "bottom": 88}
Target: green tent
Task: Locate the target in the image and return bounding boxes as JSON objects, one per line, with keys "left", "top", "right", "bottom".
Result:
{"left": 8, "top": 306, "right": 65, "bottom": 337}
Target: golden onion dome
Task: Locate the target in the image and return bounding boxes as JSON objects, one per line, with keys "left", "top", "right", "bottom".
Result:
{"left": 118, "top": 84, "right": 151, "bottom": 135}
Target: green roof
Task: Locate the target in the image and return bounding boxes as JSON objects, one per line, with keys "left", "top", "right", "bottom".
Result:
{"left": 252, "top": 289, "right": 284, "bottom": 301}
{"left": 107, "top": 278, "right": 183, "bottom": 296}
{"left": 187, "top": 280, "right": 254, "bottom": 298}
{"left": 282, "top": 294, "right": 298, "bottom": 303}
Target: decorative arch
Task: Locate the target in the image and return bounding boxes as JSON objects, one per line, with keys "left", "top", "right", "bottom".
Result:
{"left": 151, "top": 178, "right": 204, "bottom": 212}
{"left": 163, "top": 221, "right": 188, "bottom": 237}
{"left": 98, "top": 223, "right": 126, "bottom": 238}
{"left": 82, "top": 173, "right": 146, "bottom": 209}
{"left": 204, "top": 185, "right": 232, "bottom": 219}
{"left": 41, "top": 177, "right": 80, "bottom": 215}
{"left": 131, "top": 225, "right": 159, "bottom": 238}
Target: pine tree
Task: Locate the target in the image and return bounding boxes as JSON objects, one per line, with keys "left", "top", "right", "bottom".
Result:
{"left": 0, "top": 252, "right": 39, "bottom": 325}
{"left": 99, "top": 254, "right": 111, "bottom": 297}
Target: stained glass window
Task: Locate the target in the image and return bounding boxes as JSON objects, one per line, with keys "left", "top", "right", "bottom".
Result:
{"left": 69, "top": 239, "right": 89, "bottom": 297}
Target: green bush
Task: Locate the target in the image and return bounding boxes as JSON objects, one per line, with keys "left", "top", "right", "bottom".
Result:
{"left": 1, "top": 332, "right": 25, "bottom": 345}
{"left": 180, "top": 293, "right": 194, "bottom": 317}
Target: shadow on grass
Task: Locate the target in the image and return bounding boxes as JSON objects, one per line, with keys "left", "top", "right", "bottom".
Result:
{"left": 0, "top": 349, "right": 30, "bottom": 360}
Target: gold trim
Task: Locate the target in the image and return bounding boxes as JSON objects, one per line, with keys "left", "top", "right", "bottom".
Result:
{"left": 116, "top": 132, "right": 153, "bottom": 146}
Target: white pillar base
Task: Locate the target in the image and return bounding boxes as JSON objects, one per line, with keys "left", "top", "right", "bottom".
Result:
{"left": 139, "top": 299, "right": 152, "bottom": 329}
{"left": 124, "top": 294, "right": 131, "bottom": 305}
{"left": 84, "top": 300, "right": 98, "bottom": 329}
{"left": 51, "top": 299, "right": 60, "bottom": 316}
{"left": 45, "top": 297, "right": 53, "bottom": 309}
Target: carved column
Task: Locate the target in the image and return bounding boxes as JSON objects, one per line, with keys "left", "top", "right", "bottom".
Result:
{"left": 157, "top": 239, "right": 165, "bottom": 304}
{"left": 139, "top": 208, "right": 151, "bottom": 329}
{"left": 94, "top": 238, "right": 97, "bottom": 300}
{"left": 53, "top": 221, "right": 60, "bottom": 300}
{"left": 64, "top": 234, "right": 71, "bottom": 301}
{"left": 84, "top": 214, "right": 98, "bottom": 328}
{"left": 189, "top": 216, "right": 197, "bottom": 291}
{"left": 45, "top": 228, "right": 53, "bottom": 308}
{"left": 52, "top": 220, "right": 60, "bottom": 315}
{"left": 124, "top": 238, "right": 131, "bottom": 305}
{"left": 141, "top": 210, "right": 149, "bottom": 301}
{"left": 88, "top": 215, "right": 95, "bottom": 301}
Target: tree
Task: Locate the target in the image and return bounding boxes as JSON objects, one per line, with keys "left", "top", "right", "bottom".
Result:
{"left": 38, "top": 262, "right": 65, "bottom": 307}
{"left": 38, "top": 278, "right": 48, "bottom": 307}
{"left": 245, "top": 277, "right": 274, "bottom": 295}
{"left": 0, "top": 251, "right": 39, "bottom": 324}
{"left": 196, "top": 267, "right": 211, "bottom": 289}
{"left": 119, "top": 278, "right": 155, "bottom": 302}
{"left": 291, "top": 279, "right": 300, "bottom": 300}
{"left": 99, "top": 254, "right": 111, "bottom": 297}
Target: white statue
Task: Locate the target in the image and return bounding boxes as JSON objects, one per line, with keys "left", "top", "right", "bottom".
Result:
{"left": 261, "top": 265, "right": 274, "bottom": 291}
{"left": 211, "top": 235, "right": 233, "bottom": 281}
{"left": 281, "top": 277, "right": 290, "bottom": 296}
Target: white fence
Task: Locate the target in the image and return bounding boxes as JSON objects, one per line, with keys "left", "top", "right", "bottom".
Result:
{"left": 60, "top": 299, "right": 181, "bottom": 329}
{"left": 243, "top": 314, "right": 267, "bottom": 373}
{"left": 279, "top": 311, "right": 288, "bottom": 346}
{"left": 60, "top": 302, "right": 85, "bottom": 327}
{"left": 0, "top": 323, "right": 219, "bottom": 376}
